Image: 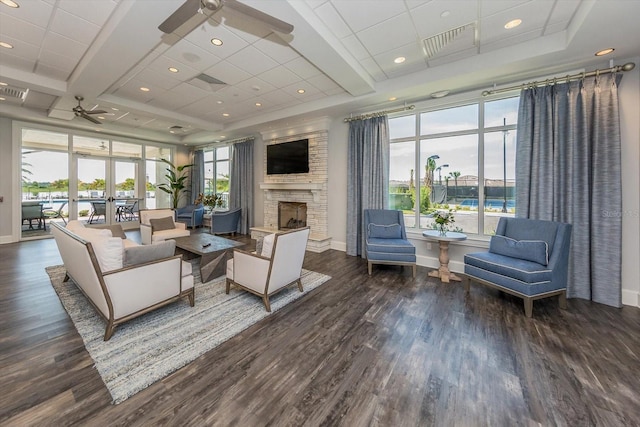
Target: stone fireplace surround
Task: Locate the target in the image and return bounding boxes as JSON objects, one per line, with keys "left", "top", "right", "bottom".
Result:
{"left": 250, "top": 118, "right": 332, "bottom": 253}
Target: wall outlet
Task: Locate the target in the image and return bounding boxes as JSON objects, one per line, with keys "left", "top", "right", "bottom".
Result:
{"left": 427, "top": 242, "right": 432, "bottom": 250}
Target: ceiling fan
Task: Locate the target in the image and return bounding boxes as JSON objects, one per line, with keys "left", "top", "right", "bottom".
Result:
{"left": 72, "top": 96, "right": 106, "bottom": 125}
{"left": 159, "top": 0, "right": 294, "bottom": 35}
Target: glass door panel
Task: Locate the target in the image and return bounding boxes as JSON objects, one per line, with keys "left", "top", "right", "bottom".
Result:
{"left": 75, "top": 157, "right": 112, "bottom": 225}
{"left": 114, "top": 160, "right": 140, "bottom": 229}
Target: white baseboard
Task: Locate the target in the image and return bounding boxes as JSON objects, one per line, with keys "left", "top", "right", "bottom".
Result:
{"left": 0, "top": 235, "right": 15, "bottom": 244}
{"left": 622, "top": 289, "right": 640, "bottom": 307}
{"left": 330, "top": 240, "right": 346, "bottom": 252}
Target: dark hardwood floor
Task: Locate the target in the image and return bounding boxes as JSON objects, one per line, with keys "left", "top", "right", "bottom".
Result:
{"left": 1, "top": 233, "right": 639, "bottom": 426}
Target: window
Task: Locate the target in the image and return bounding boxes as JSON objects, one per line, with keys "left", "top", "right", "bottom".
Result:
{"left": 388, "top": 96, "right": 519, "bottom": 236}
{"left": 203, "top": 146, "right": 230, "bottom": 209}
{"left": 145, "top": 145, "right": 173, "bottom": 209}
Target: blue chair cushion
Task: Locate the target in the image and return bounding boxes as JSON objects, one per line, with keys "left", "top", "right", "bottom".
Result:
{"left": 368, "top": 223, "right": 402, "bottom": 239}
{"left": 465, "top": 252, "right": 551, "bottom": 284}
{"left": 489, "top": 235, "right": 549, "bottom": 265}
{"left": 366, "top": 238, "right": 416, "bottom": 254}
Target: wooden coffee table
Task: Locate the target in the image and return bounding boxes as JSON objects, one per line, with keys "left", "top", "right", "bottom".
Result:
{"left": 172, "top": 233, "right": 245, "bottom": 283}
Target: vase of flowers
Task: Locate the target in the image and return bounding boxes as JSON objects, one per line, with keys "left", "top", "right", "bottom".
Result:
{"left": 195, "top": 193, "right": 223, "bottom": 211}
{"left": 433, "top": 210, "right": 455, "bottom": 236}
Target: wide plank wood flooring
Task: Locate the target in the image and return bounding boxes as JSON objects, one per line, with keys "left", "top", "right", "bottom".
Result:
{"left": 1, "top": 234, "right": 639, "bottom": 426}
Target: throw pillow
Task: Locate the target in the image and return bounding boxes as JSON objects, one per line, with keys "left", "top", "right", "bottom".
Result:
{"left": 124, "top": 240, "right": 176, "bottom": 267}
{"left": 72, "top": 227, "right": 124, "bottom": 272}
{"left": 490, "top": 235, "right": 549, "bottom": 265}
{"left": 150, "top": 216, "right": 175, "bottom": 232}
{"left": 95, "top": 224, "right": 127, "bottom": 239}
{"left": 368, "top": 223, "right": 402, "bottom": 239}
{"left": 261, "top": 233, "right": 276, "bottom": 258}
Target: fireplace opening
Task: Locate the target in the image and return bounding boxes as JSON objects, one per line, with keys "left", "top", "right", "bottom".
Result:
{"left": 278, "top": 202, "right": 307, "bottom": 230}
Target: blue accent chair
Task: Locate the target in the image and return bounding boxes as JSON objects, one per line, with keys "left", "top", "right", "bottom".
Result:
{"left": 364, "top": 209, "right": 416, "bottom": 278}
{"left": 464, "top": 217, "right": 572, "bottom": 317}
{"left": 175, "top": 204, "right": 204, "bottom": 228}
{"left": 211, "top": 208, "right": 242, "bottom": 235}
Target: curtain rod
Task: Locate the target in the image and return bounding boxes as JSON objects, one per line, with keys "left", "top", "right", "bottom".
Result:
{"left": 482, "top": 62, "right": 636, "bottom": 96}
{"left": 194, "top": 136, "right": 254, "bottom": 150}
{"left": 344, "top": 104, "right": 415, "bottom": 122}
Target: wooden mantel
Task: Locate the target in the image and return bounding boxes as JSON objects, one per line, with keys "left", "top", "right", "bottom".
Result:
{"left": 259, "top": 182, "right": 324, "bottom": 202}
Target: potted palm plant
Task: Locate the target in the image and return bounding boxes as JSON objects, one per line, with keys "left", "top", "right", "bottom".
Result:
{"left": 157, "top": 159, "right": 193, "bottom": 209}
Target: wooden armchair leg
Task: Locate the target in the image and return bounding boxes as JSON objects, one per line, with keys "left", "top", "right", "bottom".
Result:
{"left": 524, "top": 298, "right": 533, "bottom": 318}
{"left": 262, "top": 294, "right": 272, "bottom": 312}
{"left": 559, "top": 290, "right": 567, "bottom": 309}
{"left": 368, "top": 262, "right": 372, "bottom": 275}
{"left": 104, "top": 322, "right": 115, "bottom": 341}
{"left": 187, "top": 289, "right": 195, "bottom": 307}
{"left": 412, "top": 265, "right": 416, "bottom": 278}
{"left": 297, "top": 279, "right": 304, "bottom": 292}
{"left": 225, "top": 278, "right": 231, "bottom": 294}
{"left": 464, "top": 278, "right": 471, "bottom": 293}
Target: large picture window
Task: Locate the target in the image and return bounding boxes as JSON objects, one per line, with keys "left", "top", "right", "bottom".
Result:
{"left": 388, "top": 96, "right": 518, "bottom": 236}
{"left": 203, "top": 146, "right": 230, "bottom": 209}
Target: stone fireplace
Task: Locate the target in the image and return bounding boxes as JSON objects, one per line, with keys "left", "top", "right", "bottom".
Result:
{"left": 251, "top": 118, "right": 332, "bottom": 252}
{"left": 278, "top": 202, "right": 307, "bottom": 230}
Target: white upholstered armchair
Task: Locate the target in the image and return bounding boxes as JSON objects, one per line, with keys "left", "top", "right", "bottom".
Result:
{"left": 226, "top": 227, "right": 310, "bottom": 311}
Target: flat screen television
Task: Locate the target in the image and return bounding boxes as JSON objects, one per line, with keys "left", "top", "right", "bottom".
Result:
{"left": 267, "top": 139, "right": 309, "bottom": 175}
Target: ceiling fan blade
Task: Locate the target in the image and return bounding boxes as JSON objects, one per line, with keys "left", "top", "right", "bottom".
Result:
{"left": 224, "top": 0, "right": 294, "bottom": 34}
{"left": 159, "top": 0, "right": 202, "bottom": 33}
{"left": 85, "top": 109, "right": 107, "bottom": 114}
{"left": 81, "top": 113, "right": 102, "bottom": 124}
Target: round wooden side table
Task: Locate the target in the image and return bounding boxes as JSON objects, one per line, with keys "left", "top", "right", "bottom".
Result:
{"left": 422, "top": 230, "right": 467, "bottom": 283}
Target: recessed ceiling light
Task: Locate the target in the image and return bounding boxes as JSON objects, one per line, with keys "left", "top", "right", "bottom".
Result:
{"left": 0, "top": 97, "right": 5, "bottom": 101}
{"left": 388, "top": 97, "right": 397, "bottom": 101}
{"left": 0, "top": 82, "right": 7, "bottom": 86}
{"left": 0, "top": 41, "right": 14, "bottom": 49}
{"left": 504, "top": 19, "right": 522, "bottom": 29}
{"left": 216, "top": 100, "right": 223, "bottom": 104}
{"left": 140, "top": 87, "right": 150, "bottom": 92}
{"left": 222, "top": 113, "right": 229, "bottom": 117}
{"left": 168, "top": 67, "right": 179, "bottom": 73}
{"left": 211, "top": 38, "right": 223, "bottom": 46}
{"left": 297, "top": 89, "right": 305, "bottom": 94}
{"left": 0, "top": 0, "right": 19, "bottom": 8}
{"left": 394, "top": 56, "right": 406, "bottom": 64}
{"left": 440, "top": 10, "right": 450, "bottom": 18}
{"left": 255, "top": 102, "right": 262, "bottom": 107}
{"left": 220, "top": 135, "right": 226, "bottom": 139}
{"left": 111, "top": 107, "right": 119, "bottom": 111}
{"left": 98, "top": 116, "right": 105, "bottom": 120}
{"left": 595, "top": 48, "right": 615, "bottom": 56}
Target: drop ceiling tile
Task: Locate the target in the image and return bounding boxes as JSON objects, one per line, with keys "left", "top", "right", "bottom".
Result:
{"left": 426, "top": 46, "right": 478, "bottom": 67}
{"left": 324, "top": 87, "right": 345, "bottom": 96}
{"left": 226, "top": 45, "right": 279, "bottom": 76}
{"left": 307, "top": 73, "right": 341, "bottom": 92}
{"left": 134, "top": 68, "right": 182, "bottom": 91}
{"left": 283, "top": 81, "right": 322, "bottom": 98}
{"left": 356, "top": 13, "right": 417, "bottom": 56}
{"left": 177, "top": 95, "right": 226, "bottom": 116}
{"left": 34, "top": 64, "right": 68, "bottom": 81}
{"left": 359, "top": 57, "right": 387, "bottom": 82}
{"left": 183, "top": 20, "right": 249, "bottom": 60}
{"left": 38, "top": 50, "right": 77, "bottom": 73}
{"left": 219, "top": 13, "right": 273, "bottom": 44}
{"left": 479, "top": 28, "right": 543, "bottom": 54}
{"left": 113, "top": 79, "right": 165, "bottom": 103}
{"left": 207, "top": 85, "right": 254, "bottom": 104}
{"left": 58, "top": 0, "right": 117, "bottom": 26}
{"left": 253, "top": 34, "right": 299, "bottom": 64}
{"left": 258, "top": 88, "right": 298, "bottom": 106}
{"left": 204, "top": 60, "right": 252, "bottom": 85}
{"left": 305, "top": 0, "right": 329, "bottom": 10}
{"left": 340, "top": 34, "right": 370, "bottom": 60}
{"left": 410, "top": 0, "right": 479, "bottom": 38}
{"left": 50, "top": 8, "right": 100, "bottom": 44}
{"left": 41, "top": 31, "right": 88, "bottom": 61}
{"left": 481, "top": 1, "right": 552, "bottom": 45}
{"left": 480, "top": 0, "right": 529, "bottom": 18}
{"left": 259, "top": 65, "right": 302, "bottom": 88}
{"left": 331, "top": 0, "right": 406, "bottom": 33}
{"left": 0, "top": 35, "right": 40, "bottom": 62}
{"left": 0, "top": 13, "right": 47, "bottom": 47}
{"left": 164, "top": 39, "right": 222, "bottom": 72}
{"left": 235, "top": 76, "right": 276, "bottom": 95}
{"left": 284, "top": 57, "right": 322, "bottom": 79}
{"left": 315, "top": 2, "right": 352, "bottom": 39}
{"left": 373, "top": 42, "right": 426, "bottom": 75}
{"left": 23, "top": 90, "right": 57, "bottom": 110}
{"left": 148, "top": 55, "right": 201, "bottom": 81}
{"left": 0, "top": 0, "right": 54, "bottom": 28}
{"left": 405, "top": 0, "right": 434, "bottom": 9}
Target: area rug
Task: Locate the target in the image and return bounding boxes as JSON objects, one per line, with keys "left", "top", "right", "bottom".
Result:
{"left": 45, "top": 264, "right": 331, "bottom": 404}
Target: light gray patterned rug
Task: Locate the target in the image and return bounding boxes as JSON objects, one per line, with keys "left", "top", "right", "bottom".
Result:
{"left": 45, "top": 264, "right": 331, "bottom": 404}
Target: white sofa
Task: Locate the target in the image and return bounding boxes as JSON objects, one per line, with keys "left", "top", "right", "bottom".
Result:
{"left": 139, "top": 208, "right": 190, "bottom": 245}
{"left": 226, "top": 227, "right": 310, "bottom": 311}
{"left": 50, "top": 221, "right": 194, "bottom": 341}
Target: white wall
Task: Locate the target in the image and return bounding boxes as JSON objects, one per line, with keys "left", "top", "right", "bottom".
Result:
{"left": 619, "top": 57, "right": 640, "bottom": 307}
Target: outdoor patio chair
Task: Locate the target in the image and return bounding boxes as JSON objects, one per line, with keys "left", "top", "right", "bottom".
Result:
{"left": 88, "top": 201, "right": 106, "bottom": 224}
{"left": 43, "top": 201, "right": 67, "bottom": 225}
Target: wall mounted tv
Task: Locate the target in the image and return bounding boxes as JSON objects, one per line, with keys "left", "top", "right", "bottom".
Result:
{"left": 267, "top": 139, "right": 309, "bottom": 175}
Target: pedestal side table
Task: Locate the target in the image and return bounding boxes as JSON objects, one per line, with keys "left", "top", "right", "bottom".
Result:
{"left": 422, "top": 230, "right": 467, "bottom": 283}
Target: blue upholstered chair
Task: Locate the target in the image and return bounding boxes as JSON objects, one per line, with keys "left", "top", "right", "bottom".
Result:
{"left": 211, "top": 208, "right": 242, "bottom": 235}
{"left": 175, "top": 204, "right": 204, "bottom": 228}
{"left": 364, "top": 209, "right": 416, "bottom": 278}
{"left": 464, "top": 217, "right": 572, "bottom": 317}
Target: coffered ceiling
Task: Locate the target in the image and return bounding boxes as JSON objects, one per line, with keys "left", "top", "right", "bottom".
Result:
{"left": 1, "top": 0, "right": 639, "bottom": 144}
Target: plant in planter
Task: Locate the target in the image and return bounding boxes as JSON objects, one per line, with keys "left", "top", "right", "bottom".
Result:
{"left": 157, "top": 159, "right": 193, "bottom": 209}
{"left": 195, "top": 193, "right": 224, "bottom": 211}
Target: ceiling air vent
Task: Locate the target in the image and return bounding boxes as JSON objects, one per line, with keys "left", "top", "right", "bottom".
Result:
{"left": 194, "top": 73, "right": 226, "bottom": 85}
{"left": 422, "top": 22, "right": 476, "bottom": 59}
{"left": 1, "top": 84, "right": 29, "bottom": 101}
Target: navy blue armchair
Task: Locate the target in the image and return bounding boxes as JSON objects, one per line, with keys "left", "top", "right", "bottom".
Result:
{"left": 364, "top": 209, "right": 416, "bottom": 278}
{"left": 211, "top": 208, "right": 242, "bottom": 235}
{"left": 175, "top": 204, "right": 204, "bottom": 228}
{"left": 464, "top": 217, "right": 572, "bottom": 317}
